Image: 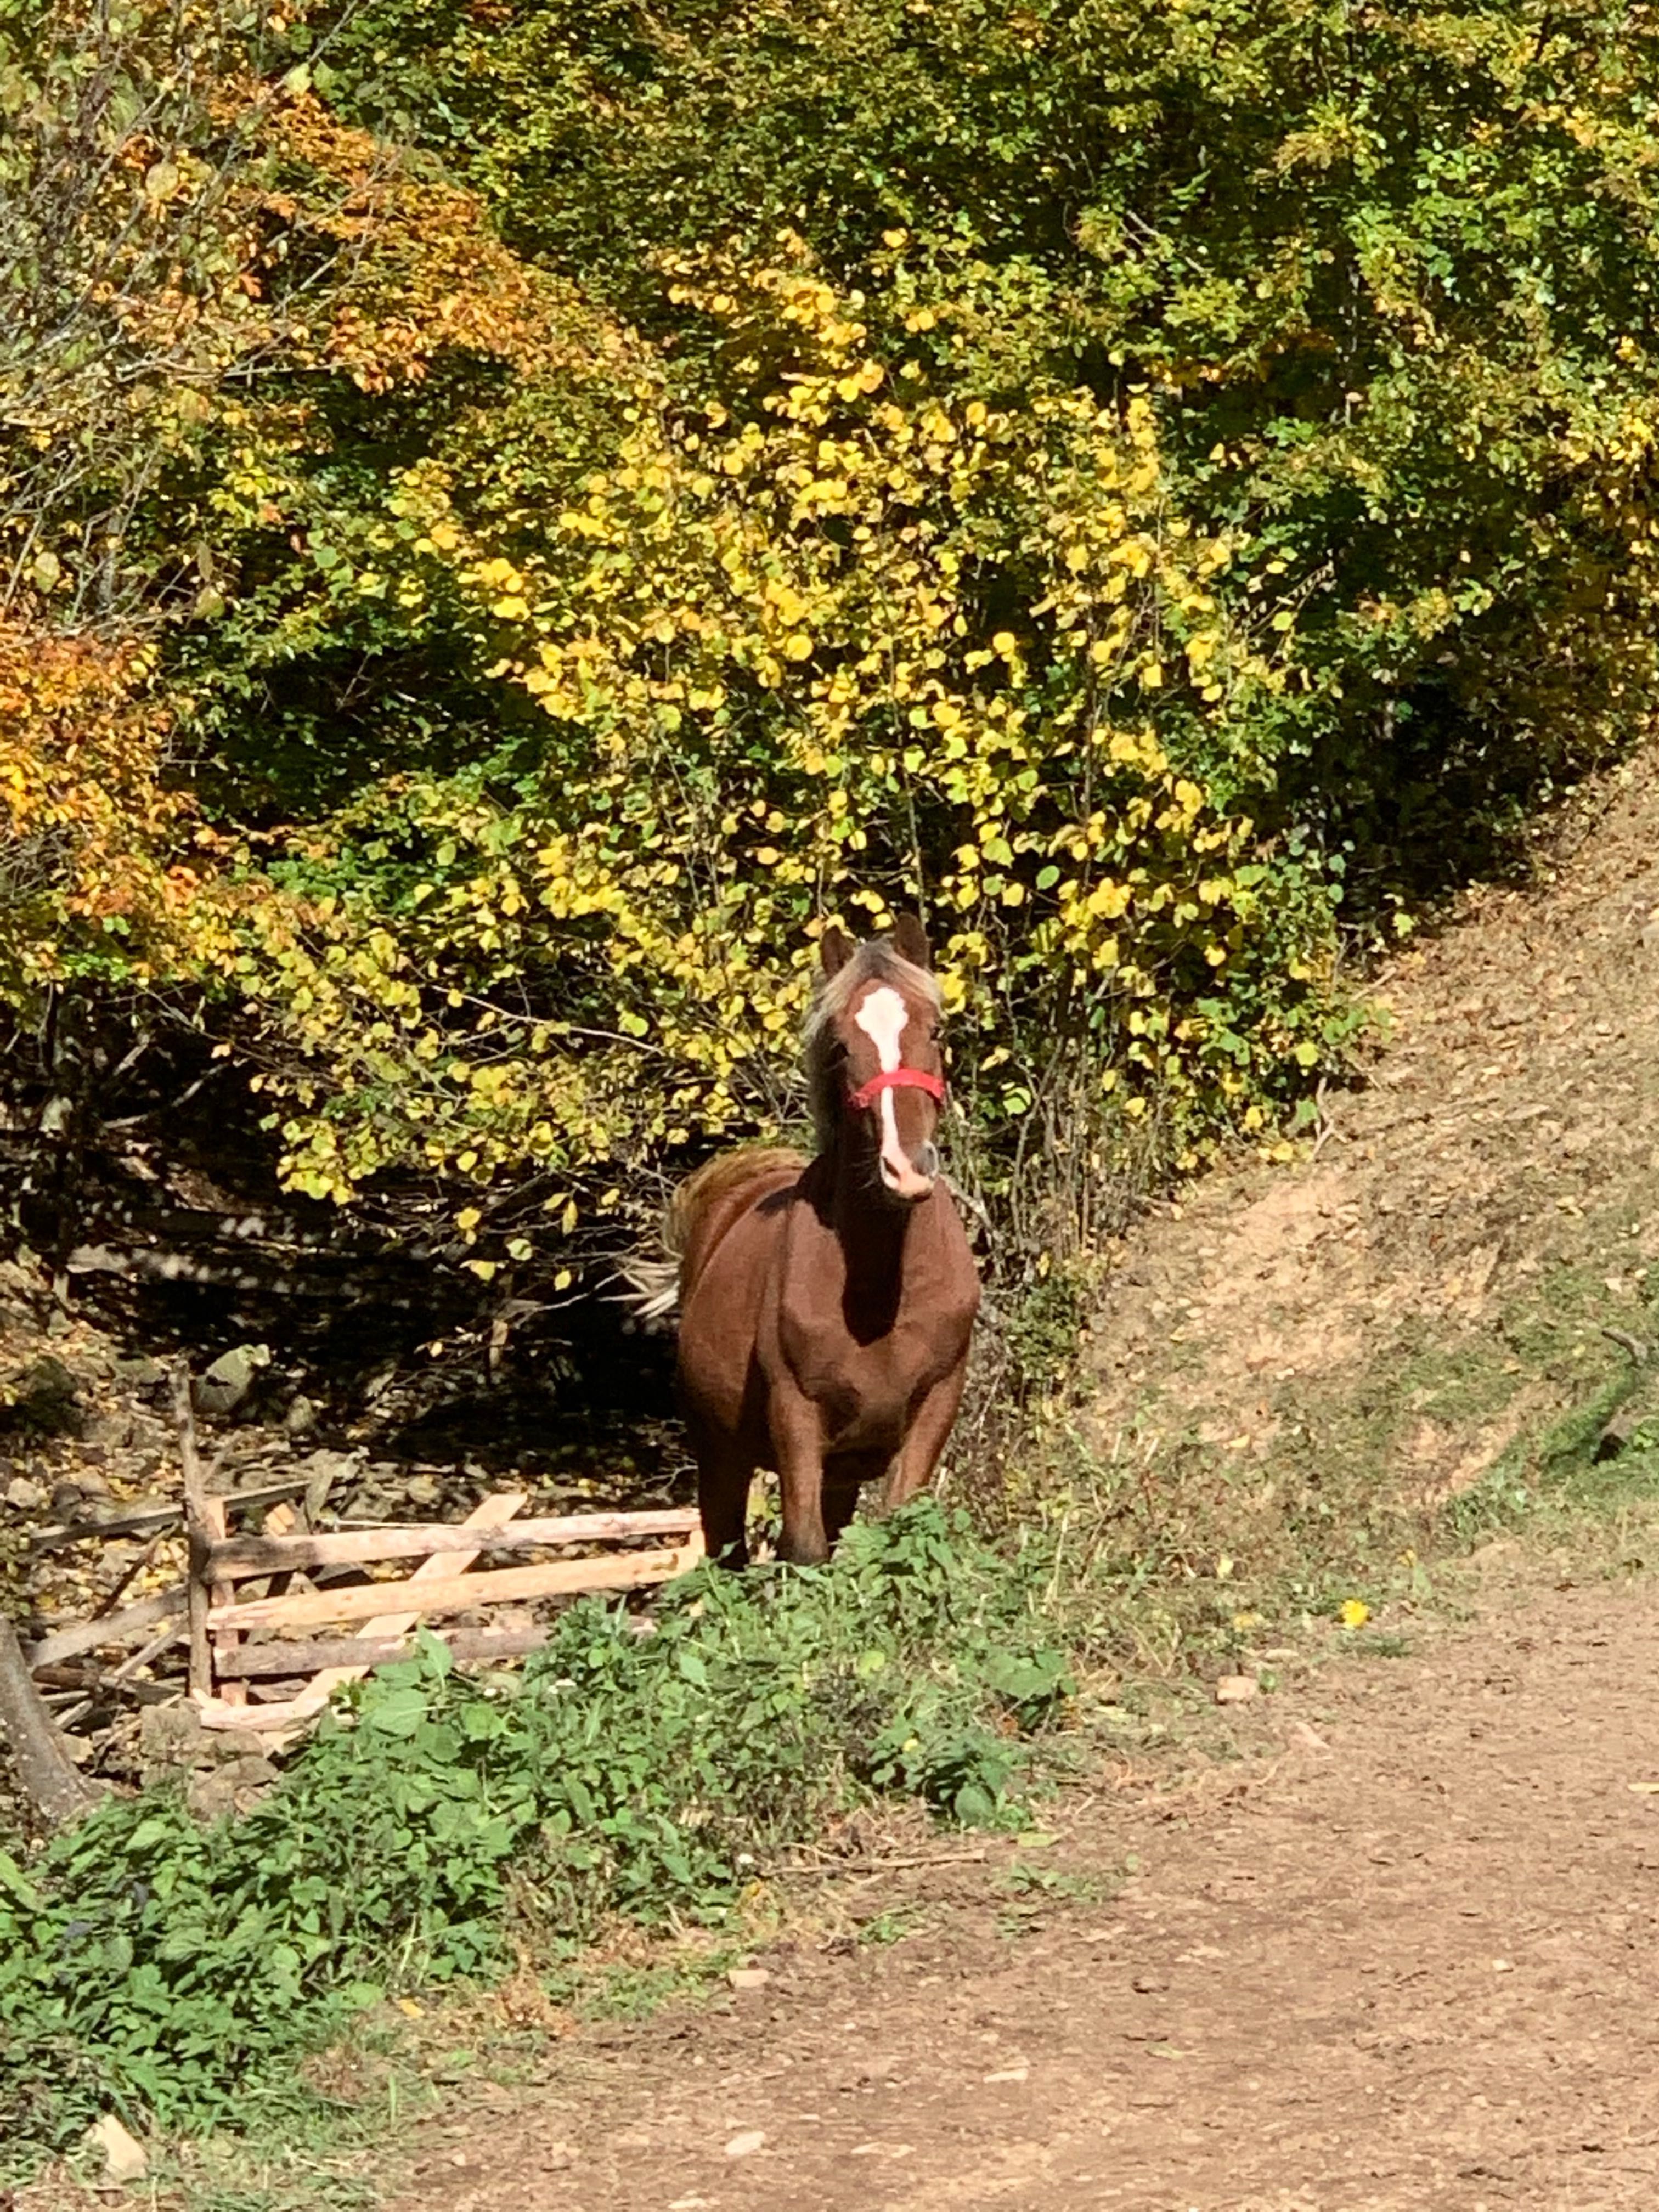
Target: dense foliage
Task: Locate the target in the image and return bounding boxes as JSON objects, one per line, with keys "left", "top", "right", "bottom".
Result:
{"left": 8, "top": 0, "right": 1659, "bottom": 1281}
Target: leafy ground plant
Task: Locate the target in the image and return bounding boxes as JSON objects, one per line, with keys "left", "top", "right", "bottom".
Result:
{"left": 0, "top": 1501, "right": 1071, "bottom": 2157}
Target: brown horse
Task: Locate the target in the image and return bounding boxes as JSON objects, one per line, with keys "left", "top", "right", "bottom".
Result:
{"left": 644, "top": 915, "right": 980, "bottom": 1566}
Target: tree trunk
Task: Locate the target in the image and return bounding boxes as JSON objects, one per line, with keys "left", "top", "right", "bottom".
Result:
{"left": 0, "top": 1612, "right": 102, "bottom": 1826}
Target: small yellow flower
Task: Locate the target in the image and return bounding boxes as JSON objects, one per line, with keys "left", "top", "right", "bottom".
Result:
{"left": 1339, "top": 1599, "right": 1371, "bottom": 1630}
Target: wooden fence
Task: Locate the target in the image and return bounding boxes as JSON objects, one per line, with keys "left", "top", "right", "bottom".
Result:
{"left": 22, "top": 1363, "right": 704, "bottom": 1743}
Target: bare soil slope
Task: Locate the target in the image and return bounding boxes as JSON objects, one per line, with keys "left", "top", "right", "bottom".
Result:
{"left": 386, "top": 752, "right": 1659, "bottom": 2211}
{"left": 1086, "top": 750, "right": 1659, "bottom": 1520}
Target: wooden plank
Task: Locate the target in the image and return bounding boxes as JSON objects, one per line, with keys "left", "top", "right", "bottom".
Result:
{"left": 30, "top": 1662, "right": 180, "bottom": 1706}
{"left": 27, "top": 1476, "right": 323, "bottom": 1554}
{"left": 110, "top": 1617, "right": 187, "bottom": 1684}
{"left": 208, "top": 1542, "right": 686, "bottom": 1634}
{"left": 206, "top": 1507, "right": 699, "bottom": 1580}
{"left": 215, "top": 1622, "right": 558, "bottom": 1679}
{"left": 26, "top": 1588, "right": 186, "bottom": 1670}
{"left": 194, "top": 1696, "right": 324, "bottom": 1737}
{"left": 195, "top": 1531, "right": 704, "bottom": 1732}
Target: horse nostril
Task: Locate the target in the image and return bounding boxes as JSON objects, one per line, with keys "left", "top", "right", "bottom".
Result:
{"left": 916, "top": 1143, "right": 940, "bottom": 1180}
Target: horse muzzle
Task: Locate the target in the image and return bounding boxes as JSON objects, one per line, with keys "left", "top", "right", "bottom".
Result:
{"left": 879, "top": 1141, "right": 939, "bottom": 1203}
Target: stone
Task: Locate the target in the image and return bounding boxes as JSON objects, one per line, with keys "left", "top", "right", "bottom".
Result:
{"left": 196, "top": 1343, "right": 272, "bottom": 1418}
{"left": 4, "top": 1475, "right": 47, "bottom": 1511}
{"left": 139, "top": 1703, "right": 211, "bottom": 1779}
{"left": 1285, "top": 1718, "right": 1329, "bottom": 1751}
{"left": 113, "top": 1354, "right": 167, "bottom": 1391}
{"left": 10, "top": 1355, "right": 80, "bottom": 1435}
{"left": 86, "top": 2113, "right": 148, "bottom": 2183}
{"left": 293, "top": 1446, "right": 360, "bottom": 1486}
{"left": 284, "top": 1393, "right": 319, "bottom": 1437}
{"left": 724, "top": 2131, "right": 766, "bottom": 2159}
{"left": 188, "top": 1754, "right": 280, "bottom": 1821}
{"left": 727, "top": 1967, "right": 771, "bottom": 1991}
{"left": 1215, "top": 1673, "right": 1260, "bottom": 1704}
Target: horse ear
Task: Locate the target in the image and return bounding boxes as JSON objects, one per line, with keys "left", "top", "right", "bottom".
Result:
{"left": 890, "top": 912, "right": 931, "bottom": 969}
{"left": 820, "top": 924, "right": 854, "bottom": 978}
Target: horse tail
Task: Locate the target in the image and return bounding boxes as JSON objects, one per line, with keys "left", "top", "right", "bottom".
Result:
{"left": 614, "top": 1145, "right": 808, "bottom": 1329}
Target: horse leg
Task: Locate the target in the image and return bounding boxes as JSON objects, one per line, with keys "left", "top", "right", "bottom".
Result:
{"left": 770, "top": 1387, "right": 831, "bottom": 1566}
{"left": 694, "top": 1433, "right": 754, "bottom": 1570}
{"left": 821, "top": 1475, "right": 862, "bottom": 1550}
{"left": 882, "top": 1367, "right": 970, "bottom": 1513}
{"left": 819, "top": 1451, "right": 883, "bottom": 1550}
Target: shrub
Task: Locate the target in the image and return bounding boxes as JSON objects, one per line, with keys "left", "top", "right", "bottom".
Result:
{"left": 220, "top": 243, "right": 1346, "bottom": 1256}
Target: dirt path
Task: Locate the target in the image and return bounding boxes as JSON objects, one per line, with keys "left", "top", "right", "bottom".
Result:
{"left": 396, "top": 1569, "right": 1659, "bottom": 2211}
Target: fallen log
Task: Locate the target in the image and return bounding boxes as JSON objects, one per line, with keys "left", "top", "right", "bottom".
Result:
{"left": 206, "top": 1506, "right": 698, "bottom": 1580}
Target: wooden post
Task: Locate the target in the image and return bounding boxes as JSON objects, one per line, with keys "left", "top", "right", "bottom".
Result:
{"left": 202, "top": 1489, "right": 242, "bottom": 1706}
{"left": 171, "top": 1361, "right": 215, "bottom": 1705}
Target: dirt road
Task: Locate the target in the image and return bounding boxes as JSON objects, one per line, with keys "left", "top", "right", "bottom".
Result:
{"left": 396, "top": 1567, "right": 1659, "bottom": 2211}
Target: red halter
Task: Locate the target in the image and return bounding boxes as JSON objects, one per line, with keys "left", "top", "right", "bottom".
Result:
{"left": 845, "top": 1066, "right": 948, "bottom": 1115}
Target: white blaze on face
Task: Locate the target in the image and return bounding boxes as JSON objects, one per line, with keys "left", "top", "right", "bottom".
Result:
{"left": 853, "top": 984, "right": 917, "bottom": 1187}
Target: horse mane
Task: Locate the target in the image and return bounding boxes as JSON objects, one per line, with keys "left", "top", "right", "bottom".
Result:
{"left": 801, "top": 936, "right": 942, "bottom": 1149}
{"left": 614, "top": 1145, "right": 806, "bottom": 1325}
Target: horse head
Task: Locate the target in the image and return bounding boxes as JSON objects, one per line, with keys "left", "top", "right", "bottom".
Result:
{"left": 812, "top": 913, "right": 946, "bottom": 1204}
